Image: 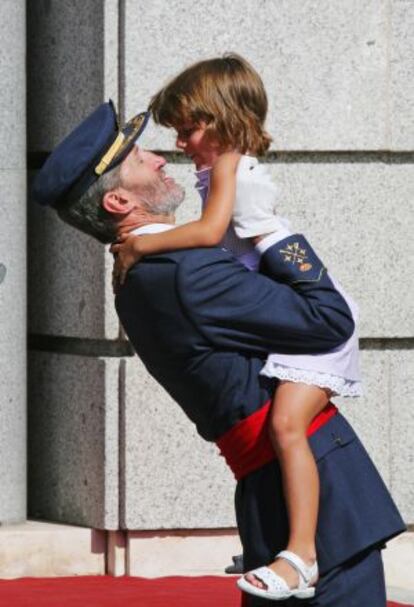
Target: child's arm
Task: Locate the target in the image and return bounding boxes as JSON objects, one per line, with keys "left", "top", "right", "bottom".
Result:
{"left": 111, "top": 152, "right": 240, "bottom": 287}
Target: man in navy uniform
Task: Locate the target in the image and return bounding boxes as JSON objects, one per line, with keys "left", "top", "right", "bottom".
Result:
{"left": 33, "top": 102, "right": 405, "bottom": 606}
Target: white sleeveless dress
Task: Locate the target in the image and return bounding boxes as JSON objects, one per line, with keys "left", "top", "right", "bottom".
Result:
{"left": 195, "top": 156, "right": 362, "bottom": 397}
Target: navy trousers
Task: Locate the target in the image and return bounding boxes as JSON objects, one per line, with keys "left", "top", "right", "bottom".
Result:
{"left": 235, "top": 414, "right": 404, "bottom": 606}
{"left": 240, "top": 547, "right": 387, "bottom": 607}
{"left": 236, "top": 415, "right": 404, "bottom": 575}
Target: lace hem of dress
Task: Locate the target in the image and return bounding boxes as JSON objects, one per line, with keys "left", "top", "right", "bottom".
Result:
{"left": 260, "top": 364, "right": 362, "bottom": 398}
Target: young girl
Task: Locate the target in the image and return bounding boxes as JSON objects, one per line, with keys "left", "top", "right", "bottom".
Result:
{"left": 111, "top": 54, "right": 361, "bottom": 601}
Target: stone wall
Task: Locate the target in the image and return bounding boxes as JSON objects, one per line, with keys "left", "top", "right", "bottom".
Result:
{"left": 27, "top": 0, "right": 120, "bottom": 529}
{"left": 26, "top": 0, "right": 414, "bottom": 530}
{"left": 0, "top": 0, "right": 26, "bottom": 524}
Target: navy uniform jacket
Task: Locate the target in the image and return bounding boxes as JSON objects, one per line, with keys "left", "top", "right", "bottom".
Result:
{"left": 117, "top": 234, "right": 353, "bottom": 441}
{"left": 116, "top": 233, "right": 405, "bottom": 574}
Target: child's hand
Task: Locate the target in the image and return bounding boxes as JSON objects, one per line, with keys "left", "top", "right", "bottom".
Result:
{"left": 110, "top": 233, "right": 144, "bottom": 293}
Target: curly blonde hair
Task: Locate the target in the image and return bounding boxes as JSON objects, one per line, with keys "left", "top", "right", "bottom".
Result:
{"left": 150, "top": 53, "right": 272, "bottom": 156}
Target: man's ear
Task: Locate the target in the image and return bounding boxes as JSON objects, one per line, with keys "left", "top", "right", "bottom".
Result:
{"left": 102, "top": 190, "right": 134, "bottom": 216}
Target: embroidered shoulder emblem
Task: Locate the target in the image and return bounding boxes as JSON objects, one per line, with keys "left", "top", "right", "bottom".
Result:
{"left": 279, "top": 242, "right": 313, "bottom": 272}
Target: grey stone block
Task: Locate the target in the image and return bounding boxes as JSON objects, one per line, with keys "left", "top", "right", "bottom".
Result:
{"left": 336, "top": 350, "right": 391, "bottom": 487}
{"left": 28, "top": 159, "right": 414, "bottom": 340}
{"left": 27, "top": 0, "right": 106, "bottom": 151}
{"left": 339, "top": 347, "right": 414, "bottom": 524}
{"left": 157, "top": 159, "right": 414, "bottom": 338}
{"left": 125, "top": 0, "right": 389, "bottom": 150}
{"left": 28, "top": 353, "right": 120, "bottom": 529}
{"left": 28, "top": 192, "right": 119, "bottom": 339}
{"left": 265, "top": 160, "right": 414, "bottom": 338}
{"left": 103, "top": 0, "right": 119, "bottom": 104}
{"left": 0, "top": 170, "right": 27, "bottom": 523}
{"left": 389, "top": 349, "right": 414, "bottom": 523}
{"left": 390, "top": 1, "right": 414, "bottom": 150}
{"left": 0, "top": 0, "right": 25, "bottom": 168}
{"left": 121, "top": 357, "right": 236, "bottom": 529}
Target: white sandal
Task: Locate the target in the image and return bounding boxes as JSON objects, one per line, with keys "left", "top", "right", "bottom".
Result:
{"left": 237, "top": 550, "right": 318, "bottom": 601}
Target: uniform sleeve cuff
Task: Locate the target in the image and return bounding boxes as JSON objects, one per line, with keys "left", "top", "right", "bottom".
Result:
{"left": 255, "top": 228, "right": 293, "bottom": 255}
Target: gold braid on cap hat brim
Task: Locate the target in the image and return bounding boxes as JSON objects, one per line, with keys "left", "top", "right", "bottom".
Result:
{"left": 95, "top": 132, "right": 125, "bottom": 175}
{"left": 94, "top": 112, "right": 147, "bottom": 176}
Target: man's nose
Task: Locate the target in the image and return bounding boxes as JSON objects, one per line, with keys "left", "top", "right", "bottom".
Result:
{"left": 146, "top": 150, "right": 166, "bottom": 169}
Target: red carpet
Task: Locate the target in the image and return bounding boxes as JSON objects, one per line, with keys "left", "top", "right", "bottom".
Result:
{"left": 0, "top": 576, "right": 410, "bottom": 607}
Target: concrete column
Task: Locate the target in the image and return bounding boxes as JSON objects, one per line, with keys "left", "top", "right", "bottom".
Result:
{"left": 0, "top": 0, "right": 27, "bottom": 524}
{"left": 27, "top": 0, "right": 121, "bottom": 529}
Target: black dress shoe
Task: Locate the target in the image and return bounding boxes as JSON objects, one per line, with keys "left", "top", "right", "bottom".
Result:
{"left": 225, "top": 554, "right": 244, "bottom": 574}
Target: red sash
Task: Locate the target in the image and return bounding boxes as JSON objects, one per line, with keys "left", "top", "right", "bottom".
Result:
{"left": 216, "top": 401, "right": 338, "bottom": 480}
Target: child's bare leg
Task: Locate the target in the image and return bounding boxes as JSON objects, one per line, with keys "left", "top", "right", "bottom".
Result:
{"left": 245, "top": 381, "right": 329, "bottom": 590}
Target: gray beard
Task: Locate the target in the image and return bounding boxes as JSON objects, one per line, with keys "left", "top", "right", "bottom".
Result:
{"left": 140, "top": 181, "right": 186, "bottom": 216}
